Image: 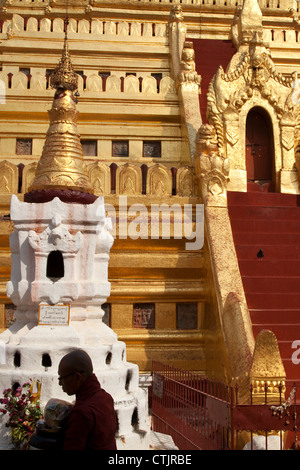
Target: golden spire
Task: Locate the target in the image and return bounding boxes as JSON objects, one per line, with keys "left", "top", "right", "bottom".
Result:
{"left": 50, "top": 32, "right": 78, "bottom": 92}
{"left": 238, "top": 0, "right": 263, "bottom": 45}
{"left": 25, "top": 13, "right": 94, "bottom": 203}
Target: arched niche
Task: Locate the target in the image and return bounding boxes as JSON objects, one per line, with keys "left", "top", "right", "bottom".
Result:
{"left": 225, "top": 98, "right": 282, "bottom": 193}
{"left": 146, "top": 164, "right": 172, "bottom": 196}
{"left": 245, "top": 106, "right": 275, "bottom": 191}
{"left": 116, "top": 163, "right": 142, "bottom": 195}
{"left": 46, "top": 250, "right": 64, "bottom": 282}
{"left": 87, "top": 161, "right": 110, "bottom": 195}
{"left": 0, "top": 160, "right": 18, "bottom": 194}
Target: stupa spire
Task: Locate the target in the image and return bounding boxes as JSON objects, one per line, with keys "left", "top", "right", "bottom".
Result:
{"left": 25, "top": 10, "right": 95, "bottom": 204}
{"left": 50, "top": 13, "right": 78, "bottom": 93}
{"left": 238, "top": 0, "right": 263, "bottom": 45}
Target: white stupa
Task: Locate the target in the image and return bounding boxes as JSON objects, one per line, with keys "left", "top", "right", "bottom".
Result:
{"left": 0, "top": 29, "right": 150, "bottom": 450}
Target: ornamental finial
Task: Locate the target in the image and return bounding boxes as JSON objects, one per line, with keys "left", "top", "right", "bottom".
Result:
{"left": 24, "top": 1, "right": 95, "bottom": 203}
{"left": 49, "top": 8, "right": 78, "bottom": 92}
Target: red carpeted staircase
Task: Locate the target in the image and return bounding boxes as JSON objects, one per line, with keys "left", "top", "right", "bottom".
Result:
{"left": 227, "top": 188, "right": 300, "bottom": 395}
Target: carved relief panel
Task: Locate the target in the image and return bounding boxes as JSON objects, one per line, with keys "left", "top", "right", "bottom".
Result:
{"left": 146, "top": 164, "right": 172, "bottom": 196}
{"left": 116, "top": 163, "right": 142, "bottom": 195}
{"left": 133, "top": 303, "right": 155, "bottom": 329}
{"left": 0, "top": 161, "right": 18, "bottom": 195}
{"left": 87, "top": 162, "right": 110, "bottom": 195}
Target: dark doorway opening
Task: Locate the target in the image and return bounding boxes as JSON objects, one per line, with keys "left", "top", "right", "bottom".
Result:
{"left": 246, "top": 107, "right": 275, "bottom": 192}
{"left": 46, "top": 250, "right": 64, "bottom": 282}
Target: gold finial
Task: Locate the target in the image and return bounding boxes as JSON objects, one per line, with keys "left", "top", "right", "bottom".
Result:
{"left": 50, "top": 37, "right": 78, "bottom": 92}
{"left": 49, "top": 12, "right": 78, "bottom": 92}
{"left": 238, "top": 0, "right": 263, "bottom": 45}
{"left": 25, "top": 3, "right": 94, "bottom": 201}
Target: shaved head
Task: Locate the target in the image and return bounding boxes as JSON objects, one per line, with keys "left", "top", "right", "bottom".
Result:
{"left": 59, "top": 349, "right": 93, "bottom": 377}
{"left": 58, "top": 349, "right": 94, "bottom": 395}
{"left": 58, "top": 349, "right": 94, "bottom": 397}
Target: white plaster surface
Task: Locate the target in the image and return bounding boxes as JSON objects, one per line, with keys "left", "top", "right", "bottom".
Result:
{"left": 0, "top": 195, "right": 151, "bottom": 450}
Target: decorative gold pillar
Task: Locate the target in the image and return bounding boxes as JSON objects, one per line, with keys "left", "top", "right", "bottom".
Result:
{"left": 194, "top": 123, "right": 255, "bottom": 398}
{"left": 168, "top": 6, "right": 202, "bottom": 161}
{"left": 194, "top": 124, "right": 229, "bottom": 207}
{"left": 250, "top": 330, "right": 286, "bottom": 404}
{"left": 194, "top": 123, "right": 286, "bottom": 403}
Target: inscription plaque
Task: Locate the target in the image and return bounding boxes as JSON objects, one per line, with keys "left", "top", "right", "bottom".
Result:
{"left": 38, "top": 304, "right": 70, "bottom": 326}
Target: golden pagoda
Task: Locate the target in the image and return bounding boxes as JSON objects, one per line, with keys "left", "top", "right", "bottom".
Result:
{"left": 25, "top": 22, "right": 95, "bottom": 203}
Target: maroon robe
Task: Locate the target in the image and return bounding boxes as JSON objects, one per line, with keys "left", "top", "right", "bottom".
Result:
{"left": 63, "top": 373, "right": 117, "bottom": 450}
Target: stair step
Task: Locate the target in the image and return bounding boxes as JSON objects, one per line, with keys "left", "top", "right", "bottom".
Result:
{"left": 243, "top": 277, "right": 300, "bottom": 293}
{"left": 228, "top": 190, "right": 300, "bottom": 387}
{"left": 228, "top": 205, "right": 300, "bottom": 220}
{"left": 238, "top": 259, "right": 300, "bottom": 277}
{"left": 281, "top": 358, "right": 300, "bottom": 378}
{"left": 228, "top": 191, "right": 300, "bottom": 208}
{"left": 230, "top": 218, "right": 300, "bottom": 233}
{"left": 252, "top": 323, "right": 300, "bottom": 340}
{"left": 250, "top": 309, "right": 300, "bottom": 324}
{"left": 276, "top": 340, "right": 300, "bottom": 362}
{"left": 236, "top": 245, "right": 300, "bottom": 260}
{"left": 247, "top": 293, "right": 300, "bottom": 309}
{"left": 232, "top": 232, "right": 300, "bottom": 246}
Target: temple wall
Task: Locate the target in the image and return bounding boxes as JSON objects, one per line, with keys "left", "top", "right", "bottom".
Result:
{"left": 0, "top": 0, "right": 298, "bottom": 381}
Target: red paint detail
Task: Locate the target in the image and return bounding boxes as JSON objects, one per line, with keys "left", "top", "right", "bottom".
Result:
{"left": 190, "top": 39, "right": 236, "bottom": 123}
{"left": 24, "top": 189, "right": 98, "bottom": 204}
{"left": 228, "top": 190, "right": 300, "bottom": 394}
{"left": 247, "top": 181, "right": 275, "bottom": 192}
